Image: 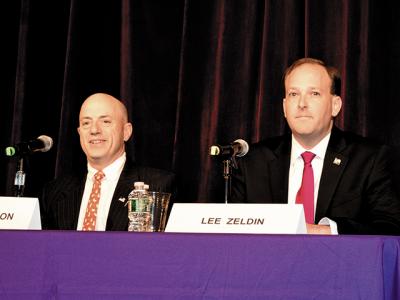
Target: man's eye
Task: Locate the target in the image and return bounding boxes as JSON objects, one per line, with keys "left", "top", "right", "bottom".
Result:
{"left": 288, "top": 92, "right": 298, "bottom": 97}
{"left": 311, "top": 91, "right": 321, "bottom": 96}
{"left": 103, "top": 120, "right": 112, "bottom": 124}
{"left": 81, "top": 122, "right": 90, "bottom": 126}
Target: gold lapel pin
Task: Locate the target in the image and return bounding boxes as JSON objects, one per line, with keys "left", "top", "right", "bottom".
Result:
{"left": 333, "top": 158, "right": 341, "bottom": 166}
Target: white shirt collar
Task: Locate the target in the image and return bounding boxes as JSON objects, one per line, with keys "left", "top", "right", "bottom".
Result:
{"left": 87, "top": 153, "right": 126, "bottom": 181}
{"left": 290, "top": 133, "right": 331, "bottom": 164}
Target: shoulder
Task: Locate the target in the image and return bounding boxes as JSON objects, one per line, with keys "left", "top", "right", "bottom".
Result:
{"left": 333, "top": 128, "right": 390, "bottom": 154}
{"left": 330, "top": 128, "right": 397, "bottom": 175}
{"left": 244, "top": 135, "right": 289, "bottom": 160}
{"left": 121, "top": 162, "right": 175, "bottom": 191}
{"left": 123, "top": 161, "right": 174, "bottom": 179}
{"left": 137, "top": 166, "right": 175, "bottom": 180}
{"left": 138, "top": 166, "right": 175, "bottom": 193}
{"left": 252, "top": 135, "right": 288, "bottom": 150}
{"left": 233, "top": 135, "right": 289, "bottom": 172}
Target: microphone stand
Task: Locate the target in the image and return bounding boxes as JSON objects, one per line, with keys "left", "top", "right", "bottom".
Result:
{"left": 211, "top": 139, "right": 248, "bottom": 203}
{"left": 223, "top": 159, "right": 231, "bottom": 204}
{"left": 222, "top": 156, "right": 237, "bottom": 204}
{"left": 14, "top": 156, "right": 26, "bottom": 197}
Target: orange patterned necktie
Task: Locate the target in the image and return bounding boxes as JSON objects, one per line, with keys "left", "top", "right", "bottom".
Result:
{"left": 82, "top": 171, "right": 105, "bottom": 231}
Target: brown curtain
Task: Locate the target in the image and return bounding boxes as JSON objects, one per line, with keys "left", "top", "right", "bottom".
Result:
{"left": 2, "top": 0, "right": 400, "bottom": 203}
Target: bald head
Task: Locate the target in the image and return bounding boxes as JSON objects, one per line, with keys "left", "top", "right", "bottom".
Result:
{"left": 80, "top": 93, "right": 129, "bottom": 123}
{"left": 77, "top": 93, "right": 133, "bottom": 170}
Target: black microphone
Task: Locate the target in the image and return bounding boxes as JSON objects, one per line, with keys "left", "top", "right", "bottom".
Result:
{"left": 210, "top": 139, "right": 249, "bottom": 157}
{"left": 5, "top": 135, "right": 53, "bottom": 157}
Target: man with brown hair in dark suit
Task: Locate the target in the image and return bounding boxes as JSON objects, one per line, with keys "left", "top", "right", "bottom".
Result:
{"left": 231, "top": 58, "right": 400, "bottom": 235}
{"left": 40, "top": 93, "right": 174, "bottom": 230}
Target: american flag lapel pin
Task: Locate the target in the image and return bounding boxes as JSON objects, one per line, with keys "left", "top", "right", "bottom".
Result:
{"left": 333, "top": 158, "right": 341, "bottom": 166}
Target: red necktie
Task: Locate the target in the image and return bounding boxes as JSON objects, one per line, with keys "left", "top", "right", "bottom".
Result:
{"left": 82, "top": 171, "right": 105, "bottom": 231}
{"left": 296, "top": 151, "right": 316, "bottom": 223}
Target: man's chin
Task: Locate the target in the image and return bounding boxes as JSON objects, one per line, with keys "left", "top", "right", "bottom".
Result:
{"left": 87, "top": 153, "right": 106, "bottom": 162}
{"left": 291, "top": 127, "right": 315, "bottom": 137}
{"left": 292, "top": 130, "right": 317, "bottom": 142}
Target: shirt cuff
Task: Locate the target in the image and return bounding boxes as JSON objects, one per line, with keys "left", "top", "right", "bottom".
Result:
{"left": 318, "top": 217, "right": 339, "bottom": 235}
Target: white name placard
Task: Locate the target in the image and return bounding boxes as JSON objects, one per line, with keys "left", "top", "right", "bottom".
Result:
{"left": 165, "top": 203, "right": 306, "bottom": 234}
{"left": 0, "top": 197, "right": 41, "bottom": 230}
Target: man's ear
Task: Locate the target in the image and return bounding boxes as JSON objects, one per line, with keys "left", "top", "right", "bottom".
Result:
{"left": 124, "top": 122, "right": 133, "bottom": 142}
{"left": 332, "top": 96, "right": 342, "bottom": 117}
{"left": 283, "top": 98, "right": 287, "bottom": 118}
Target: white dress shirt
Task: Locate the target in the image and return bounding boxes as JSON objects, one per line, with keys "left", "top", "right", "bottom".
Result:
{"left": 77, "top": 153, "right": 126, "bottom": 231}
{"left": 288, "top": 134, "right": 338, "bottom": 234}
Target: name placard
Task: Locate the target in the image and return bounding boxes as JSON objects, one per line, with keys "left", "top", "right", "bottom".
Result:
{"left": 165, "top": 203, "right": 306, "bottom": 234}
{"left": 0, "top": 197, "right": 41, "bottom": 230}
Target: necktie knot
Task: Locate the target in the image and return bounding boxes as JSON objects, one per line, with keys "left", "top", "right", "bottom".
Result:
{"left": 301, "top": 151, "right": 316, "bottom": 165}
{"left": 94, "top": 171, "right": 105, "bottom": 182}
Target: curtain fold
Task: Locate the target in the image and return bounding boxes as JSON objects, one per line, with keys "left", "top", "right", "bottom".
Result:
{"left": 5, "top": 0, "right": 31, "bottom": 192}
{"left": 2, "top": 0, "right": 400, "bottom": 203}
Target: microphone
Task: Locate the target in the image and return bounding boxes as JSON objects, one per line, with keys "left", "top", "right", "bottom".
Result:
{"left": 210, "top": 139, "right": 249, "bottom": 157}
{"left": 5, "top": 135, "right": 53, "bottom": 157}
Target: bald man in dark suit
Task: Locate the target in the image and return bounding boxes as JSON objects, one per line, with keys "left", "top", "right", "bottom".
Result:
{"left": 231, "top": 58, "right": 400, "bottom": 235}
{"left": 40, "top": 93, "right": 174, "bottom": 231}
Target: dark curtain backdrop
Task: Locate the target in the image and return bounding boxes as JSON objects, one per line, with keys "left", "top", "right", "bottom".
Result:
{"left": 1, "top": 0, "right": 400, "bottom": 203}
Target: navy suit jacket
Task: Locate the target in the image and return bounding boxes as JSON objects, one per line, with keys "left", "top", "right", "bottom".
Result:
{"left": 40, "top": 161, "right": 175, "bottom": 231}
{"left": 231, "top": 127, "right": 400, "bottom": 235}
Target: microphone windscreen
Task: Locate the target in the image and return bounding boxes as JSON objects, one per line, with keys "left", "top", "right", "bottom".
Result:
{"left": 5, "top": 147, "right": 16, "bottom": 157}
{"left": 233, "top": 139, "right": 249, "bottom": 157}
{"left": 37, "top": 135, "right": 53, "bottom": 152}
{"left": 210, "top": 145, "right": 221, "bottom": 156}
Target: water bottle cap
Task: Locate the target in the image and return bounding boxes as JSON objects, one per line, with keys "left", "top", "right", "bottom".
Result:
{"left": 134, "top": 181, "right": 145, "bottom": 188}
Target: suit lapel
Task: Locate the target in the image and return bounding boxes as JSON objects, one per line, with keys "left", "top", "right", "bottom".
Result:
{"left": 57, "top": 175, "right": 85, "bottom": 229}
{"left": 315, "top": 127, "right": 348, "bottom": 222}
{"left": 106, "top": 163, "right": 139, "bottom": 230}
{"left": 71, "top": 181, "right": 85, "bottom": 228}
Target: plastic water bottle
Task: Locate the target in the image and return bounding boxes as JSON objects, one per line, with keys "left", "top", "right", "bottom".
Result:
{"left": 128, "top": 182, "right": 151, "bottom": 232}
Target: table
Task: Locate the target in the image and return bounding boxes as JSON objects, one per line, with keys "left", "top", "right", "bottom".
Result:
{"left": 0, "top": 231, "right": 399, "bottom": 299}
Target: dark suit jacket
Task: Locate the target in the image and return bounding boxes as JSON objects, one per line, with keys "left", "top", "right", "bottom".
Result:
{"left": 231, "top": 127, "right": 400, "bottom": 235}
{"left": 40, "top": 160, "right": 175, "bottom": 231}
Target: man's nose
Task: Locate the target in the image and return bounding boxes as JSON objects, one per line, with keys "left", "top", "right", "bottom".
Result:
{"left": 90, "top": 122, "right": 100, "bottom": 134}
{"left": 297, "top": 94, "right": 308, "bottom": 108}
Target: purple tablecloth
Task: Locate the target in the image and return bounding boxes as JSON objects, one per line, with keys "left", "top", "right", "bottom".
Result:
{"left": 0, "top": 231, "right": 399, "bottom": 299}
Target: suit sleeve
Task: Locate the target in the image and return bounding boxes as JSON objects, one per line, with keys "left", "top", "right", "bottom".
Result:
{"left": 142, "top": 168, "right": 175, "bottom": 194}
{"left": 40, "top": 181, "right": 58, "bottom": 230}
{"left": 334, "top": 145, "right": 400, "bottom": 235}
{"left": 231, "top": 158, "right": 247, "bottom": 203}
